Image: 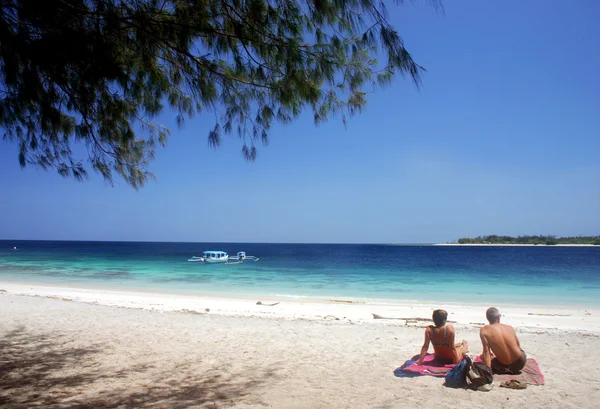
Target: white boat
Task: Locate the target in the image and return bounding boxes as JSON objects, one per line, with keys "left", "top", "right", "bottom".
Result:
{"left": 187, "top": 251, "right": 259, "bottom": 263}
{"left": 188, "top": 251, "right": 229, "bottom": 263}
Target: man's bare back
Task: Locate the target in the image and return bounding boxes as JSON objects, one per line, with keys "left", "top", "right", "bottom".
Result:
{"left": 480, "top": 307, "right": 527, "bottom": 374}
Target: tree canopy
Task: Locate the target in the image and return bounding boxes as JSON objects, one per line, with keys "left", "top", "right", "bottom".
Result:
{"left": 0, "top": 0, "right": 439, "bottom": 187}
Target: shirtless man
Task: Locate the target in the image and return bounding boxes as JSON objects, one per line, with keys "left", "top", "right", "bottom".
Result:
{"left": 480, "top": 307, "right": 527, "bottom": 374}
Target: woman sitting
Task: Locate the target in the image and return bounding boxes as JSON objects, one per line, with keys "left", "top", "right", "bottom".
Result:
{"left": 416, "top": 309, "right": 468, "bottom": 365}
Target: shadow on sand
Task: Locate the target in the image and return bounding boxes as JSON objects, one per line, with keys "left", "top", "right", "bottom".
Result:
{"left": 0, "top": 327, "right": 274, "bottom": 408}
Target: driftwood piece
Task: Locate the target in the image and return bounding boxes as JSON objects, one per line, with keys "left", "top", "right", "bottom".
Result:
{"left": 256, "top": 301, "right": 280, "bottom": 306}
{"left": 527, "top": 313, "right": 571, "bottom": 317}
{"left": 372, "top": 314, "right": 455, "bottom": 323}
{"left": 47, "top": 296, "right": 73, "bottom": 302}
{"left": 372, "top": 314, "right": 405, "bottom": 320}
{"left": 181, "top": 308, "right": 210, "bottom": 314}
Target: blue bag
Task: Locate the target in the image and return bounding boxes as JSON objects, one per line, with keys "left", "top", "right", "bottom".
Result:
{"left": 445, "top": 356, "right": 471, "bottom": 388}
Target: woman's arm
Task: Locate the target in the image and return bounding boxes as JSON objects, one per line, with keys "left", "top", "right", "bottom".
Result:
{"left": 416, "top": 328, "right": 431, "bottom": 365}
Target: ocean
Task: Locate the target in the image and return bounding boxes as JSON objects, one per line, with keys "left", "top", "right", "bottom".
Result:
{"left": 1, "top": 240, "right": 599, "bottom": 307}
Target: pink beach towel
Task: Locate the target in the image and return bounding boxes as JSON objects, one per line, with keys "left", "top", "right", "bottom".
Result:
{"left": 473, "top": 357, "right": 545, "bottom": 385}
{"left": 493, "top": 358, "right": 545, "bottom": 385}
{"left": 396, "top": 355, "right": 544, "bottom": 385}
{"left": 401, "top": 354, "right": 455, "bottom": 377}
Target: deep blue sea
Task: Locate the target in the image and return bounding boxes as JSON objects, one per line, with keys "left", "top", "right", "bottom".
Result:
{"left": 1, "top": 240, "right": 599, "bottom": 307}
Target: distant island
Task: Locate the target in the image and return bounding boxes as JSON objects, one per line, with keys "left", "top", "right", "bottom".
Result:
{"left": 450, "top": 235, "right": 600, "bottom": 245}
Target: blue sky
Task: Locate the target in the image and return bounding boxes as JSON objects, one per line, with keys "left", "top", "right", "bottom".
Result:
{"left": 1, "top": 0, "right": 599, "bottom": 243}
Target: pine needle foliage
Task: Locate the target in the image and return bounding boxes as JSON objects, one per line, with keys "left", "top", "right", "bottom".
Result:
{"left": 0, "top": 0, "right": 440, "bottom": 187}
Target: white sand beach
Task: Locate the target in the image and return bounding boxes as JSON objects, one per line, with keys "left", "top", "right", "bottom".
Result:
{"left": 1, "top": 283, "right": 599, "bottom": 408}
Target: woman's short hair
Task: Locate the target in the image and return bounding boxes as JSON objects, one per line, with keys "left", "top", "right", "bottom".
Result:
{"left": 432, "top": 309, "right": 448, "bottom": 327}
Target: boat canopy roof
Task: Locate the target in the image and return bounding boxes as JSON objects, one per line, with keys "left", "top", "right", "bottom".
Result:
{"left": 203, "top": 251, "right": 227, "bottom": 254}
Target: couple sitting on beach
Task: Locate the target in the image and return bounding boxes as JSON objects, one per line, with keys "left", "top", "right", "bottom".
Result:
{"left": 416, "top": 307, "right": 527, "bottom": 375}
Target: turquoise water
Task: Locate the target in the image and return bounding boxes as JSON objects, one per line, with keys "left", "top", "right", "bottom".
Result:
{"left": 1, "top": 241, "right": 599, "bottom": 307}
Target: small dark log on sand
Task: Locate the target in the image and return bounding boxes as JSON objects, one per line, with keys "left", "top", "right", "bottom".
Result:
{"left": 372, "top": 313, "right": 405, "bottom": 320}
{"left": 181, "top": 308, "right": 210, "bottom": 314}
{"left": 372, "top": 314, "right": 455, "bottom": 323}
{"left": 527, "top": 313, "right": 571, "bottom": 317}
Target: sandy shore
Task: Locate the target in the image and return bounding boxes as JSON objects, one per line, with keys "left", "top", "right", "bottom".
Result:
{"left": 1, "top": 282, "right": 599, "bottom": 332}
{"left": 1, "top": 285, "right": 599, "bottom": 408}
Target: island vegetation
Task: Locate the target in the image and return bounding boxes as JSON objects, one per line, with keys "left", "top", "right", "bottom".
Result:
{"left": 454, "top": 235, "right": 600, "bottom": 245}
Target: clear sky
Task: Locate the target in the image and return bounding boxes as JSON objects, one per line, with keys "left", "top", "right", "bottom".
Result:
{"left": 1, "top": 0, "right": 599, "bottom": 243}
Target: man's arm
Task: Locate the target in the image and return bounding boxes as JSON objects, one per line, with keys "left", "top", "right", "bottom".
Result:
{"left": 480, "top": 328, "right": 492, "bottom": 367}
{"left": 447, "top": 326, "right": 460, "bottom": 364}
{"left": 417, "top": 329, "right": 431, "bottom": 365}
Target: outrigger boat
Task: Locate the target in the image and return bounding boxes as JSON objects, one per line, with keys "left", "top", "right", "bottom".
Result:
{"left": 188, "top": 251, "right": 228, "bottom": 263}
{"left": 187, "top": 251, "right": 259, "bottom": 264}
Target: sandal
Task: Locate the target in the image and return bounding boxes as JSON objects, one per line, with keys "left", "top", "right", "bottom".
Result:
{"left": 500, "top": 380, "right": 527, "bottom": 389}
